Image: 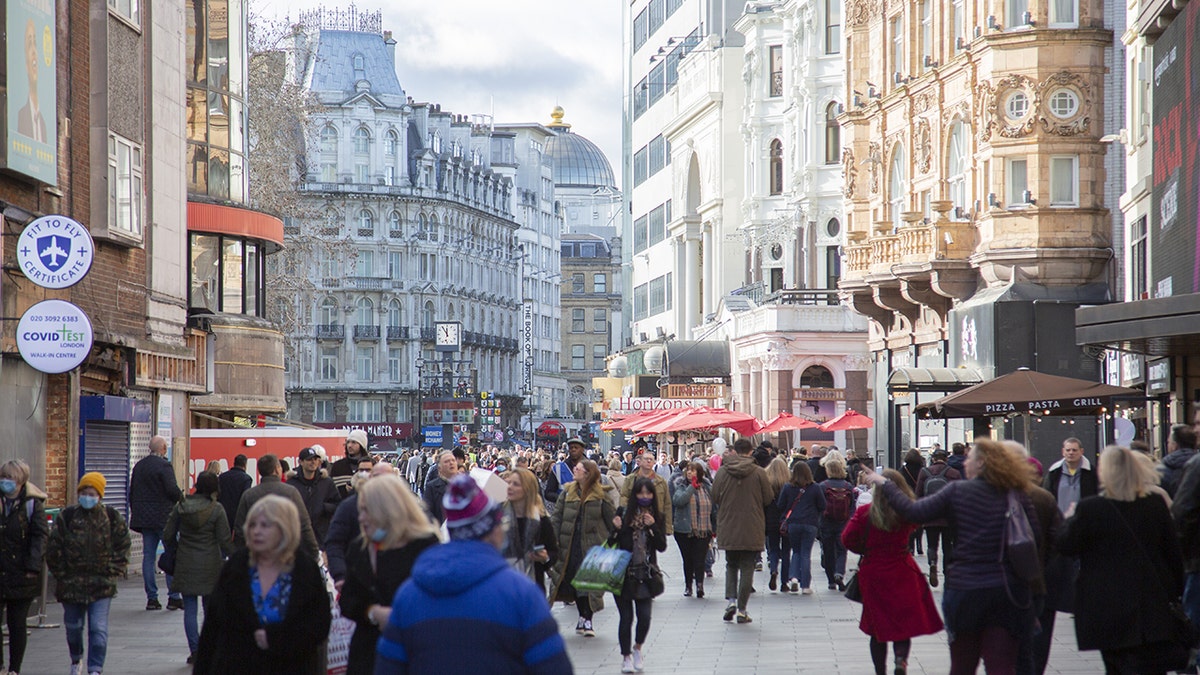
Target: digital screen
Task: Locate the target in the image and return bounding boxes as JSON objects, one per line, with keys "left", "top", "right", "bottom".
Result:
{"left": 1151, "top": 0, "right": 1200, "bottom": 296}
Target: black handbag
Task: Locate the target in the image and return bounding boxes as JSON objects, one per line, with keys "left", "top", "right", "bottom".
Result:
{"left": 157, "top": 545, "right": 176, "bottom": 575}
{"left": 843, "top": 571, "right": 862, "bottom": 602}
{"left": 630, "top": 563, "right": 665, "bottom": 599}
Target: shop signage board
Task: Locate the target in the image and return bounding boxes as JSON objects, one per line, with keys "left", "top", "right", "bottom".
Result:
{"left": 16, "top": 299, "right": 93, "bottom": 373}
{"left": 16, "top": 215, "right": 94, "bottom": 288}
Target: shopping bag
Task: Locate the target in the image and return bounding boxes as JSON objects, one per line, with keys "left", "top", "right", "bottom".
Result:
{"left": 321, "top": 563, "right": 354, "bottom": 675}
{"left": 571, "top": 543, "right": 632, "bottom": 595}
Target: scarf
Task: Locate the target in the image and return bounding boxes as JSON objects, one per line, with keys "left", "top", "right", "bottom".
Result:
{"left": 689, "top": 483, "right": 712, "bottom": 538}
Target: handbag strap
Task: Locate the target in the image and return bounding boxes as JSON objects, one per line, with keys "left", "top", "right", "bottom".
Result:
{"left": 784, "top": 486, "right": 806, "bottom": 518}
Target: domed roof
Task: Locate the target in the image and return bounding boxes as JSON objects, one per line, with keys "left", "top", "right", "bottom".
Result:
{"left": 544, "top": 107, "right": 616, "bottom": 189}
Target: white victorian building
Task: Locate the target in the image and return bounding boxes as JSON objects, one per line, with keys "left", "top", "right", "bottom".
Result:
{"left": 622, "top": 0, "right": 871, "bottom": 450}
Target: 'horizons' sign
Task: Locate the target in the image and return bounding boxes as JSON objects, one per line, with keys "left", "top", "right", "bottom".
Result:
{"left": 608, "top": 397, "right": 705, "bottom": 415}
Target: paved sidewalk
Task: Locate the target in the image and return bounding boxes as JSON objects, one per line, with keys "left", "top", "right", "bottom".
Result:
{"left": 19, "top": 542, "right": 1103, "bottom": 674}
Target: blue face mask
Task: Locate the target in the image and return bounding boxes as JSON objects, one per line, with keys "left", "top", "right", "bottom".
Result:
{"left": 370, "top": 527, "right": 387, "bottom": 543}
{"left": 78, "top": 495, "right": 100, "bottom": 510}
{"left": 0, "top": 479, "right": 17, "bottom": 495}
{"left": 636, "top": 496, "right": 654, "bottom": 507}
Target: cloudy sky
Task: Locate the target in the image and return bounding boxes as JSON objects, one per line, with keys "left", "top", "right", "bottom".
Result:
{"left": 256, "top": 0, "right": 625, "bottom": 183}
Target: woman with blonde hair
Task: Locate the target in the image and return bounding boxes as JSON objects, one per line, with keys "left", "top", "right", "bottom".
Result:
{"left": 196, "top": 495, "right": 330, "bottom": 674}
{"left": 818, "top": 451, "right": 857, "bottom": 590}
{"left": 503, "top": 467, "right": 558, "bottom": 591}
{"left": 843, "top": 469, "right": 943, "bottom": 674}
{"left": 1059, "top": 445, "right": 1185, "bottom": 673}
{"left": 862, "top": 438, "right": 1040, "bottom": 674}
{"left": 549, "top": 459, "right": 616, "bottom": 637}
{"left": 337, "top": 475, "right": 439, "bottom": 673}
{"left": 764, "top": 457, "right": 791, "bottom": 591}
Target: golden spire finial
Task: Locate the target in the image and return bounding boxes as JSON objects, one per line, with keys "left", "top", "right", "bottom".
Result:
{"left": 548, "top": 105, "right": 570, "bottom": 129}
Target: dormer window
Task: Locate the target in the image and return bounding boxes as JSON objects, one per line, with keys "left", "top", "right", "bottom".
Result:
{"left": 352, "top": 54, "right": 365, "bottom": 80}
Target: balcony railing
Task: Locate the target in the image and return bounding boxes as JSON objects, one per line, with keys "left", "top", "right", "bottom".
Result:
{"left": 346, "top": 276, "right": 386, "bottom": 290}
{"left": 353, "top": 325, "right": 381, "bottom": 340}
{"left": 419, "top": 327, "right": 435, "bottom": 341}
{"left": 731, "top": 281, "right": 767, "bottom": 304}
{"left": 762, "top": 289, "right": 841, "bottom": 306}
{"left": 316, "top": 324, "right": 344, "bottom": 340}
{"left": 386, "top": 325, "right": 410, "bottom": 340}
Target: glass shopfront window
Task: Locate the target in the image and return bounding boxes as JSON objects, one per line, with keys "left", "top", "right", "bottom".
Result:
{"left": 189, "top": 233, "right": 266, "bottom": 316}
{"left": 186, "top": 0, "right": 248, "bottom": 202}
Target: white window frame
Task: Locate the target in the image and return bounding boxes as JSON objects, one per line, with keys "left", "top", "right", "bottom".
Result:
{"left": 891, "top": 16, "right": 904, "bottom": 80}
{"left": 108, "top": 0, "right": 139, "bottom": 25}
{"left": 1049, "top": 155, "right": 1079, "bottom": 207}
{"left": 356, "top": 250, "right": 374, "bottom": 277}
{"left": 108, "top": 133, "right": 144, "bottom": 237}
{"left": 348, "top": 398, "right": 383, "bottom": 422}
{"left": 920, "top": 1, "right": 932, "bottom": 68}
{"left": 947, "top": 122, "right": 968, "bottom": 218}
{"left": 889, "top": 146, "right": 907, "bottom": 230}
{"left": 314, "top": 399, "right": 335, "bottom": 422}
{"left": 1049, "top": 0, "right": 1078, "bottom": 26}
{"left": 1006, "top": 0, "right": 1029, "bottom": 30}
{"left": 384, "top": 130, "right": 398, "bottom": 156}
{"left": 952, "top": 0, "right": 966, "bottom": 49}
{"left": 355, "top": 346, "right": 375, "bottom": 382}
{"left": 319, "top": 348, "right": 339, "bottom": 382}
{"left": 571, "top": 345, "right": 585, "bottom": 370}
{"left": 388, "top": 348, "right": 402, "bottom": 381}
{"left": 354, "top": 128, "right": 371, "bottom": 155}
{"left": 1006, "top": 158, "right": 1029, "bottom": 207}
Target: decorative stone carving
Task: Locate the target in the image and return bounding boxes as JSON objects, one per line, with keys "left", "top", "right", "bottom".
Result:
{"left": 843, "top": 353, "right": 873, "bottom": 372}
{"left": 915, "top": 118, "right": 932, "bottom": 174}
{"left": 978, "top": 74, "right": 1040, "bottom": 141}
{"left": 912, "top": 91, "right": 935, "bottom": 115}
{"left": 941, "top": 101, "right": 971, "bottom": 128}
{"left": 842, "top": 148, "right": 858, "bottom": 199}
{"left": 1037, "top": 71, "right": 1092, "bottom": 137}
{"left": 847, "top": 0, "right": 880, "bottom": 28}
{"left": 866, "top": 142, "right": 882, "bottom": 194}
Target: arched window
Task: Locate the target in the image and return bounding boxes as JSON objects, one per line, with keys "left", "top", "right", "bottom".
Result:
{"left": 356, "top": 297, "right": 374, "bottom": 326}
{"left": 388, "top": 299, "right": 404, "bottom": 327}
{"left": 320, "top": 297, "right": 339, "bottom": 326}
{"left": 423, "top": 301, "right": 436, "bottom": 329}
{"left": 418, "top": 213, "right": 428, "bottom": 234}
{"left": 947, "top": 121, "right": 969, "bottom": 218}
{"left": 384, "top": 130, "right": 398, "bottom": 156}
{"left": 800, "top": 365, "right": 835, "bottom": 388}
{"left": 824, "top": 103, "right": 841, "bottom": 165}
{"left": 325, "top": 208, "right": 340, "bottom": 229}
{"left": 429, "top": 214, "right": 439, "bottom": 241}
{"left": 889, "top": 145, "right": 907, "bottom": 230}
{"left": 769, "top": 139, "right": 784, "bottom": 195}
{"left": 320, "top": 126, "right": 338, "bottom": 154}
{"left": 389, "top": 210, "right": 402, "bottom": 234}
{"left": 354, "top": 128, "right": 370, "bottom": 154}
{"left": 358, "top": 209, "right": 374, "bottom": 234}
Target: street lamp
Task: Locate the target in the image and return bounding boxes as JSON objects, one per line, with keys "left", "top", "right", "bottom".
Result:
{"left": 414, "top": 357, "right": 425, "bottom": 447}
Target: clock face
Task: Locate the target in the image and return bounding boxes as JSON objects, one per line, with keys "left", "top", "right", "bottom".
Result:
{"left": 435, "top": 322, "right": 461, "bottom": 350}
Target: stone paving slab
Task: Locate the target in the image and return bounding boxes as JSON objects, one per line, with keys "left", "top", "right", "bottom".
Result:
{"left": 18, "top": 542, "right": 1103, "bottom": 674}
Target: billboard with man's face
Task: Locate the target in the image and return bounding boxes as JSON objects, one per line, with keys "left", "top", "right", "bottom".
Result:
{"left": 3, "top": 0, "right": 57, "bottom": 185}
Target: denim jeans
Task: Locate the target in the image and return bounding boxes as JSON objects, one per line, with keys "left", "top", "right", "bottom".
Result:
{"left": 818, "top": 520, "right": 848, "bottom": 582}
{"left": 63, "top": 598, "right": 112, "bottom": 673}
{"left": 1185, "top": 572, "right": 1200, "bottom": 627}
{"left": 766, "top": 530, "right": 790, "bottom": 579}
{"left": 182, "top": 595, "right": 207, "bottom": 654}
{"left": 787, "top": 523, "right": 818, "bottom": 588}
{"left": 141, "top": 530, "right": 178, "bottom": 601}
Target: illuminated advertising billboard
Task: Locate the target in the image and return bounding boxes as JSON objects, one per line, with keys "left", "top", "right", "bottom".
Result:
{"left": 1151, "top": 0, "right": 1200, "bottom": 297}
{"left": 2, "top": 0, "right": 57, "bottom": 185}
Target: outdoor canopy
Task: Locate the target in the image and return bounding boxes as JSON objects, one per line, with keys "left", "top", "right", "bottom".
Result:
{"left": 913, "top": 368, "right": 1141, "bottom": 419}
{"left": 759, "top": 411, "right": 820, "bottom": 434}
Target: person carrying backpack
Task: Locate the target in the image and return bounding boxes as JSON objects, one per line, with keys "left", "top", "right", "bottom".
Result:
{"left": 916, "top": 447, "right": 962, "bottom": 587}
{"left": 817, "top": 451, "right": 858, "bottom": 591}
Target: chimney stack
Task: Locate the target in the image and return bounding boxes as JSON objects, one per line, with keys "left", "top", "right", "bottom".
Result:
{"left": 383, "top": 30, "right": 397, "bottom": 67}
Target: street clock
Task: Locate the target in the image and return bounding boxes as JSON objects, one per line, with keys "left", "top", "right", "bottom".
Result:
{"left": 435, "top": 321, "right": 462, "bottom": 352}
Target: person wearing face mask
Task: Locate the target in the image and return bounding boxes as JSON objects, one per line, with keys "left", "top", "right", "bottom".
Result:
{"left": 375, "top": 474, "right": 573, "bottom": 674}
{"left": 0, "top": 460, "right": 49, "bottom": 675}
{"left": 339, "top": 475, "right": 439, "bottom": 674}
{"left": 324, "top": 460, "right": 394, "bottom": 588}
{"left": 612, "top": 478, "right": 668, "bottom": 673}
{"left": 46, "top": 472, "right": 131, "bottom": 675}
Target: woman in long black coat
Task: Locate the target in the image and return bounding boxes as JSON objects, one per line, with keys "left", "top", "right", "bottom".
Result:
{"left": 194, "top": 495, "right": 330, "bottom": 675}
{"left": 1058, "top": 445, "right": 1186, "bottom": 674}
{"left": 338, "top": 475, "right": 440, "bottom": 674}
{"left": 0, "top": 460, "right": 48, "bottom": 675}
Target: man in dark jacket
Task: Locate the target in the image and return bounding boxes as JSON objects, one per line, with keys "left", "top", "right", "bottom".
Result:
{"left": 232, "top": 454, "right": 320, "bottom": 559}
{"left": 128, "top": 435, "right": 183, "bottom": 610}
{"left": 288, "top": 447, "right": 341, "bottom": 544}
{"left": 1042, "top": 437, "right": 1098, "bottom": 514}
{"left": 916, "top": 447, "right": 962, "bottom": 587}
{"left": 326, "top": 459, "right": 392, "bottom": 587}
{"left": 807, "top": 445, "right": 828, "bottom": 483}
{"left": 946, "top": 442, "right": 968, "bottom": 474}
{"left": 710, "top": 438, "right": 774, "bottom": 624}
{"left": 1171, "top": 439, "right": 1200, "bottom": 625}
{"left": 543, "top": 437, "right": 586, "bottom": 506}
{"left": 217, "top": 454, "right": 253, "bottom": 531}
{"left": 330, "top": 429, "right": 370, "bottom": 498}
{"left": 1159, "top": 424, "right": 1198, "bottom": 498}
{"left": 422, "top": 451, "right": 459, "bottom": 523}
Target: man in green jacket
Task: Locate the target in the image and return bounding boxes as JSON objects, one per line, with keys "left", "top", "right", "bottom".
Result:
{"left": 618, "top": 448, "right": 673, "bottom": 535}
{"left": 710, "top": 438, "right": 773, "bottom": 624}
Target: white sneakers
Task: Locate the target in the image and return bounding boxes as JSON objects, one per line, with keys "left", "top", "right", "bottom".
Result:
{"left": 69, "top": 664, "right": 84, "bottom": 675}
{"left": 621, "top": 648, "right": 645, "bottom": 672}
{"left": 802, "top": 587, "right": 815, "bottom": 595}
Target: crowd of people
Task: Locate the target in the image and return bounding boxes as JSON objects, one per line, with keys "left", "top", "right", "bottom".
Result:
{"left": 16, "top": 421, "right": 1200, "bottom": 673}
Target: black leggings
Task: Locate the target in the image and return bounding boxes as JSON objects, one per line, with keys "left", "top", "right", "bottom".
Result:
{"left": 3, "top": 597, "right": 34, "bottom": 672}
{"left": 870, "top": 637, "right": 911, "bottom": 675}
{"left": 615, "top": 594, "right": 653, "bottom": 656}
{"left": 674, "top": 533, "right": 708, "bottom": 587}
{"left": 575, "top": 592, "right": 593, "bottom": 620}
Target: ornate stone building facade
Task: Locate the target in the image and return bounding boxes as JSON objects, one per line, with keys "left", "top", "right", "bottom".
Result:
{"left": 839, "top": 0, "right": 1123, "bottom": 458}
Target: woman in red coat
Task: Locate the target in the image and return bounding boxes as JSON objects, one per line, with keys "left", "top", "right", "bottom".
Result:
{"left": 842, "top": 468, "right": 943, "bottom": 675}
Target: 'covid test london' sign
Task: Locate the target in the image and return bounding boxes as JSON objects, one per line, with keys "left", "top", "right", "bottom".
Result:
{"left": 16, "top": 299, "right": 94, "bottom": 373}
{"left": 16, "top": 215, "right": 94, "bottom": 288}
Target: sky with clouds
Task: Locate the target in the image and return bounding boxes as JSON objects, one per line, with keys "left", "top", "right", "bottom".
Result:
{"left": 255, "top": 0, "right": 625, "bottom": 183}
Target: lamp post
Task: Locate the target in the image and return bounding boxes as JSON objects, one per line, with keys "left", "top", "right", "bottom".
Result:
{"left": 414, "top": 357, "right": 425, "bottom": 448}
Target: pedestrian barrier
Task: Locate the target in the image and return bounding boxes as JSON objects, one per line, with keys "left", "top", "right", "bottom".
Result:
{"left": 32, "top": 507, "right": 62, "bottom": 629}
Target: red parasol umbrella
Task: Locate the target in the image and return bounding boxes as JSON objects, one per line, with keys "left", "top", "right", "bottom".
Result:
{"left": 643, "top": 407, "right": 763, "bottom": 436}
{"left": 759, "top": 411, "right": 820, "bottom": 435}
{"left": 625, "top": 409, "right": 691, "bottom": 433}
{"left": 818, "top": 409, "right": 874, "bottom": 432}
